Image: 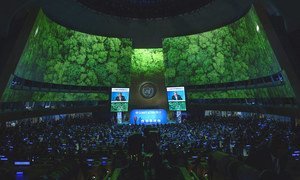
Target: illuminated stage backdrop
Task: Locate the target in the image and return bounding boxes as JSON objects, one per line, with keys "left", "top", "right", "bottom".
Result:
{"left": 130, "top": 109, "right": 167, "bottom": 125}
{"left": 129, "top": 49, "right": 168, "bottom": 109}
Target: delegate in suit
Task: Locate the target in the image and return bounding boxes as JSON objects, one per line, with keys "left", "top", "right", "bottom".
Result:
{"left": 171, "top": 92, "right": 182, "bottom": 100}
{"left": 115, "top": 92, "right": 126, "bottom": 101}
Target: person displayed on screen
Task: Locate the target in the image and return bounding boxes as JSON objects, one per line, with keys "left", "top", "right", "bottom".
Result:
{"left": 171, "top": 91, "right": 182, "bottom": 100}
{"left": 115, "top": 92, "right": 126, "bottom": 101}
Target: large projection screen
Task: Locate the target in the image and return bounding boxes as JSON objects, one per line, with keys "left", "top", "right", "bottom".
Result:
{"left": 167, "top": 87, "right": 186, "bottom": 111}
{"left": 111, "top": 88, "right": 130, "bottom": 112}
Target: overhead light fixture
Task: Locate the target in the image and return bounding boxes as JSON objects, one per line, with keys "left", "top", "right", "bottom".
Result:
{"left": 256, "top": 24, "right": 260, "bottom": 32}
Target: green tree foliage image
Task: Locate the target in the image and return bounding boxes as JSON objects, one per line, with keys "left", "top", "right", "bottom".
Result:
{"left": 1, "top": 11, "right": 132, "bottom": 102}
{"left": 1, "top": 7, "right": 296, "bottom": 102}
{"left": 111, "top": 102, "right": 129, "bottom": 112}
{"left": 131, "top": 49, "right": 164, "bottom": 78}
{"left": 169, "top": 101, "right": 187, "bottom": 111}
{"left": 163, "top": 7, "right": 295, "bottom": 99}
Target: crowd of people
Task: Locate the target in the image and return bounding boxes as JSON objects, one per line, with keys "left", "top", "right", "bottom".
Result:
{"left": 0, "top": 114, "right": 299, "bottom": 179}
{"left": 0, "top": 115, "right": 297, "bottom": 159}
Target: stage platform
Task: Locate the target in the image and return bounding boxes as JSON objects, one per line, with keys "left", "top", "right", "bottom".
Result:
{"left": 119, "top": 120, "right": 177, "bottom": 125}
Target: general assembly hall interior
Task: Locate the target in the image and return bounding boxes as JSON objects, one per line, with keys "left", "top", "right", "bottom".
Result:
{"left": 0, "top": 0, "right": 300, "bottom": 179}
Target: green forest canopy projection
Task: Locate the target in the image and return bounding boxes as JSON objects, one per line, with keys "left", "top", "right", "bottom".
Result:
{"left": 1, "top": 7, "right": 296, "bottom": 102}
{"left": 163, "top": 7, "right": 295, "bottom": 99}
{"left": 1, "top": 10, "right": 133, "bottom": 102}
{"left": 131, "top": 49, "right": 164, "bottom": 78}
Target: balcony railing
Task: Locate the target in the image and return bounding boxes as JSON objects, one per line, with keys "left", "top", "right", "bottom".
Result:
{"left": 10, "top": 75, "right": 110, "bottom": 93}
{"left": 0, "top": 100, "right": 108, "bottom": 113}
{"left": 186, "top": 71, "right": 285, "bottom": 92}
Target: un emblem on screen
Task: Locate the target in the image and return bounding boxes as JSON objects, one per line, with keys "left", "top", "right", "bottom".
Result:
{"left": 140, "top": 82, "right": 156, "bottom": 99}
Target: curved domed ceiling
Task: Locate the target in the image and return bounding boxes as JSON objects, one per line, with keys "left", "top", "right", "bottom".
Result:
{"left": 42, "top": 0, "right": 253, "bottom": 47}
{"left": 77, "top": 0, "right": 212, "bottom": 18}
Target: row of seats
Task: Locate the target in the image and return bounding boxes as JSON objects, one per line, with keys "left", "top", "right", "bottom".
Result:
{"left": 0, "top": 100, "right": 107, "bottom": 112}
{"left": 190, "top": 97, "right": 297, "bottom": 106}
